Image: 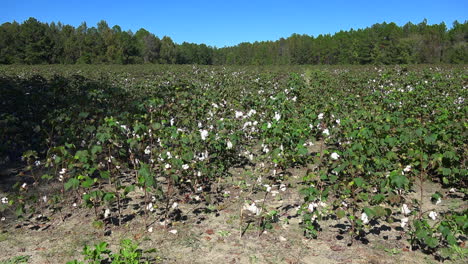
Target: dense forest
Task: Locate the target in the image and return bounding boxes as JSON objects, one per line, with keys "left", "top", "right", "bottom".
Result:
{"left": 0, "top": 17, "right": 467, "bottom": 65}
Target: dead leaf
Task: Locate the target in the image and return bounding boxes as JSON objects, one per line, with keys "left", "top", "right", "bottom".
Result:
{"left": 133, "top": 233, "right": 143, "bottom": 240}
{"left": 206, "top": 229, "right": 214, "bottom": 235}
{"left": 330, "top": 245, "right": 345, "bottom": 251}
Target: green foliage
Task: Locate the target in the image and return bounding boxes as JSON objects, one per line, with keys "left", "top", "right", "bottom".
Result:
{"left": 0, "top": 18, "right": 467, "bottom": 65}
{"left": 0, "top": 255, "right": 30, "bottom": 264}
{"left": 66, "top": 239, "right": 153, "bottom": 264}
{"left": 0, "top": 64, "right": 465, "bottom": 262}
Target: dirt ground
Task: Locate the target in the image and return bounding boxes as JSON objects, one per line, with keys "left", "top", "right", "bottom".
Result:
{"left": 0, "top": 160, "right": 466, "bottom": 264}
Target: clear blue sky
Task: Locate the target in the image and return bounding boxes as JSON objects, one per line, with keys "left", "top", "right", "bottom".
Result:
{"left": 2, "top": 0, "right": 467, "bottom": 47}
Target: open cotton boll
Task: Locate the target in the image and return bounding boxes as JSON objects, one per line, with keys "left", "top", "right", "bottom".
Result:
{"left": 104, "top": 208, "right": 111, "bottom": 218}
{"left": 400, "top": 217, "right": 409, "bottom": 228}
{"left": 401, "top": 204, "right": 411, "bottom": 215}
{"left": 226, "top": 140, "right": 233, "bottom": 149}
{"left": 361, "top": 212, "right": 369, "bottom": 224}
{"left": 428, "top": 211, "right": 437, "bottom": 220}
{"left": 243, "top": 202, "right": 261, "bottom": 215}
{"left": 199, "top": 129, "right": 208, "bottom": 140}
{"left": 330, "top": 152, "right": 340, "bottom": 160}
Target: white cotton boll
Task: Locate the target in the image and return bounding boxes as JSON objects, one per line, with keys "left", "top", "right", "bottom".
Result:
{"left": 435, "top": 198, "right": 442, "bottom": 205}
{"left": 428, "top": 211, "right": 437, "bottom": 220}
{"left": 274, "top": 112, "right": 281, "bottom": 121}
{"left": 403, "top": 165, "right": 411, "bottom": 172}
{"left": 308, "top": 203, "right": 318, "bottom": 213}
{"left": 60, "top": 168, "right": 67, "bottom": 175}
{"left": 243, "top": 121, "right": 252, "bottom": 129}
{"left": 330, "top": 152, "right": 340, "bottom": 160}
{"left": 280, "top": 184, "right": 286, "bottom": 192}
{"left": 267, "top": 122, "right": 272, "bottom": 128}
{"left": 401, "top": 204, "right": 411, "bottom": 215}
{"left": 318, "top": 113, "right": 324, "bottom": 120}
{"left": 182, "top": 164, "right": 189, "bottom": 170}
{"left": 169, "top": 229, "right": 178, "bottom": 234}
{"left": 144, "top": 146, "right": 151, "bottom": 155}
{"left": 235, "top": 111, "right": 244, "bottom": 118}
{"left": 401, "top": 217, "right": 409, "bottom": 228}
{"left": 247, "top": 109, "right": 256, "bottom": 117}
{"left": 104, "top": 208, "right": 111, "bottom": 218}
{"left": 336, "top": 119, "right": 341, "bottom": 125}
{"left": 323, "top": 129, "right": 330, "bottom": 136}
{"left": 42, "top": 196, "right": 47, "bottom": 203}
{"left": 226, "top": 140, "right": 233, "bottom": 150}
{"left": 243, "top": 202, "right": 261, "bottom": 215}
{"left": 200, "top": 129, "right": 208, "bottom": 140}
{"left": 171, "top": 202, "right": 178, "bottom": 209}
{"left": 264, "top": 185, "right": 272, "bottom": 192}
{"left": 1, "top": 197, "right": 8, "bottom": 204}
{"left": 147, "top": 227, "right": 153, "bottom": 233}
{"left": 361, "top": 212, "right": 369, "bottom": 224}
{"left": 146, "top": 202, "right": 154, "bottom": 212}
{"left": 165, "top": 164, "right": 171, "bottom": 169}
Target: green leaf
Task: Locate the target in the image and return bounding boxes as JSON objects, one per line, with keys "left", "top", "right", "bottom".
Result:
{"left": 372, "top": 194, "right": 385, "bottom": 204}
{"left": 425, "top": 237, "right": 439, "bottom": 248}
{"left": 74, "top": 150, "right": 89, "bottom": 163}
{"left": 65, "top": 178, "right": 80, "bottom": 191}
{"left": 41, "top": 174, "right": 53, "bottom": 180}
{"left": 373, "top": 206, "right": 387, "bottom": 217}
{"left": 81, "top": 176, "right": 95, "bottom": 188}
{"left": 297, "top": 146, "right": 308, "bottom": 156}
{"left": 91, "top": 145, "right": 102, "bottom": 155}
{"left": 103, "top": 192, "right": 115, "bottom": 202}
{"left": 363, "top": 207, "right": 375, "bottom": 218}
{"left": 416, "top": 229, "right": 428, "bottom": 240}
{"left": 138, "top": 163, "right": 155, "bottom": 187}
{"left": 389, "top": 171, "right": 409, "bottom": 189}
{"left": 441, "top": 168, "right": 451, "bottom": 176}
{"left": 182, "top": 151, "right": 194, "bottom": 162}
{"left": 100, "top": 170, "right": 110, "bottom": 179}
{"left": 354, "top": 177, "right": 365, "bottom": 188}
{"left": 336, "top": 209, "right": 346, "bottom": 219}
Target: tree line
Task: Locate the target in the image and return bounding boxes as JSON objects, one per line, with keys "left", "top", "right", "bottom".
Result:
{"left": 0, "top": 17, "right": 466, "bottom": 65}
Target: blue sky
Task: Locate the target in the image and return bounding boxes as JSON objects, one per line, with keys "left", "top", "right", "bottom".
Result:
{"left": 2, "top": 0, "right": 467, "bottom": 47}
